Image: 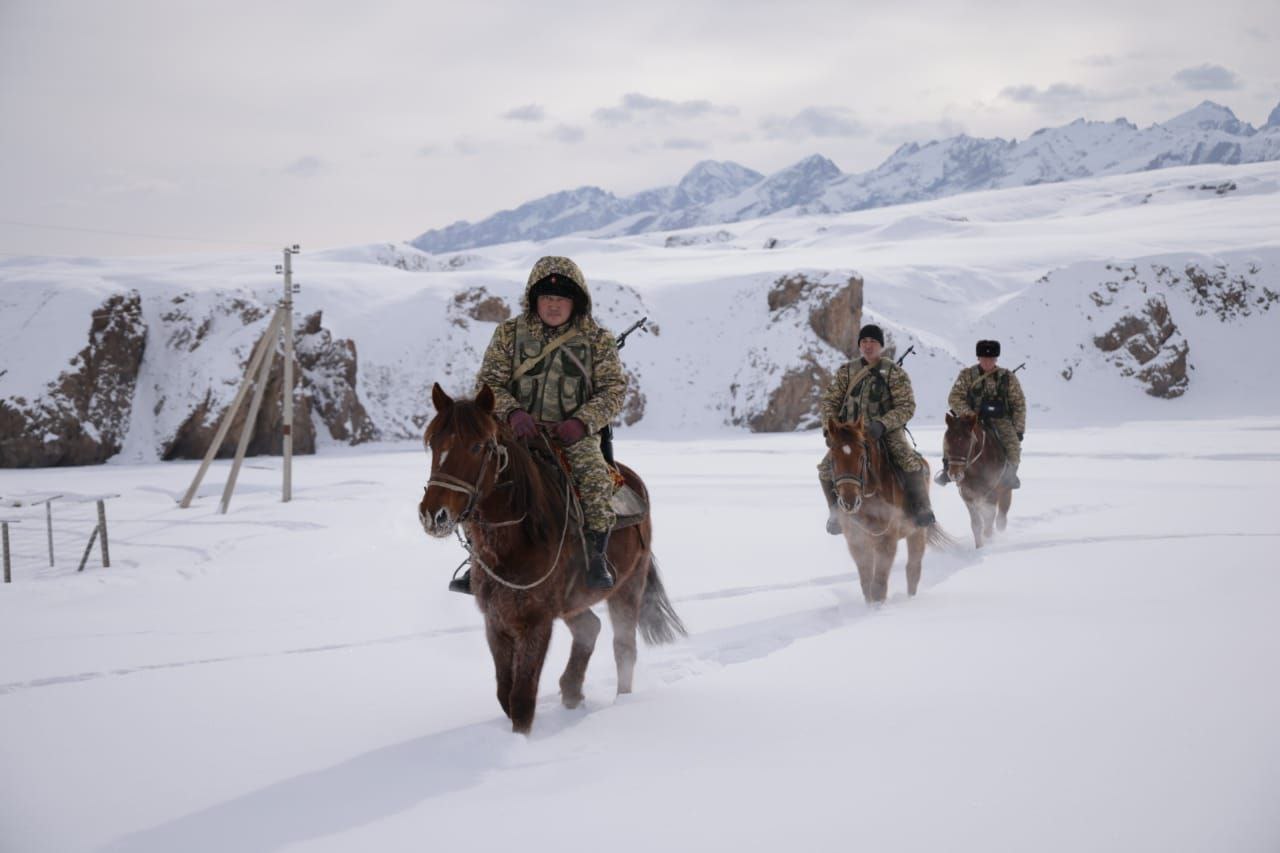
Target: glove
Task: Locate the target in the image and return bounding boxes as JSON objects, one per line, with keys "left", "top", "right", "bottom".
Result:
{"left": 554, "top": 418, "right": 587, "bottom": 444}
{"left": 508, "top": 409, "right": 537, "bottom": 439}
{"left": 1017, "top": 431, "right": 1024, "bottom": 441}
{"left": 867, "top": 420, "right": 886, "bottom": 440}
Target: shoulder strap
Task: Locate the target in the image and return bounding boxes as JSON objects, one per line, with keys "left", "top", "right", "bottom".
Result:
{"left": 512, "top": 326, "right": 581, "bottom": 381}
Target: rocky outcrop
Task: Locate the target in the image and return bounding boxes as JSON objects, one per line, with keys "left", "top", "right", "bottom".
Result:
{"left": 746, "top": 356, "right": 834, "bottom": 432}
{"left": 0, "top": 292, "right": 146, "bottom": 467}
{"left": 768, "top": 272, "right": 864, "bottom": 353}
{"left": 162, "top": 309, "right": 375, "bottom": 460}
{"left": 452, "top": 286, "right": 511, "bottom": 323}
{"left": 1091, "top": 294, "right": 1189, "bottom": 398}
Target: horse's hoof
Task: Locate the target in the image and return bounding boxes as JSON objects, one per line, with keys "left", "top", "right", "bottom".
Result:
{"left": 561, "top": 693, "right": 583, "bottom": 710}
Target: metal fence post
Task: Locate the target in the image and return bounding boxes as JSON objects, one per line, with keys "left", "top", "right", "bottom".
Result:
{"left": 46, "top": 500, "right": 55, "bottom": 566}
{"left": 2, "top": 521, "right": 10, "bottom": 583}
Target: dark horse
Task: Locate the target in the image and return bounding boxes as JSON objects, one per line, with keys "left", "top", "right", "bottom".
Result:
{"left": 942, "top": 412, "right": 1013, "bottom": 548}
{"left": 826, "top": 417, "right": 951, "bottom": 603}
{"left": 418, "top": 383, "right": 686, "bottom": 734}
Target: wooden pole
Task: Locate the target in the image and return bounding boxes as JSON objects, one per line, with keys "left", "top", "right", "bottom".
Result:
{"left": 46, "top": 500, "right": 54, "bottom": 566}
{"left": 96, "top": 499, "right": 110, "bottom": 568}
{"left": 219, "top": 309, "right": 281, "bottom": 515}
{"left": 282, "top": 247, "right": 296, "bottom": 503}
{"left": 77, "top": 525, "right": 98, "bottom": 573}
{"left": 180, "top": 309, "right": 286, "bottom": 508}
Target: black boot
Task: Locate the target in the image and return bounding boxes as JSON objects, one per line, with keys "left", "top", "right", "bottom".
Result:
{"left": 1001, "top": 464, "right": 1021, "bottom": 489}
{"left": 934, "top": 468, "right": 950, "bottom": 487}
{"left": 821, "top": 477, "right": 842, "bottom": 535}
{"left": 585, "top": 529, "right": 615, "bottom": 590}
{"left": 905, "top": 469, "right": 936, "bottom": 527}
{"left": 448, "top": 567, "right": 474, "bottom": 595}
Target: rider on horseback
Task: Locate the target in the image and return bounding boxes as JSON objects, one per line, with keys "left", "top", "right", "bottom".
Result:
{"left": 817, "top": 324, "right": 936, "bottom": 533}
{"left": 449, "top": 256, "right": 626, "bottom": 594}
{"left": 937, "top": 340, "right": 1027, "bottom": 489}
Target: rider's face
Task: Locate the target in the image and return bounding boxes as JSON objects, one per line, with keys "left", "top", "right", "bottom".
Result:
{"left": 858, "top": 337, "right": 883, "bottom": 362}
{"left": 978, "top": 356, "right": 997, "bottom": 372}
{"left": 536, "top": 294, "right": 573, "bottom": 328}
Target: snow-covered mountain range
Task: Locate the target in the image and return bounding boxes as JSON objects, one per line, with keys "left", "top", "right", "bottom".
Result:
{"left": 411, "top": 101, "right": 1280, "bottom": 252}
{"left": 3, "top": 160, "right": 1277, "bottom": 467}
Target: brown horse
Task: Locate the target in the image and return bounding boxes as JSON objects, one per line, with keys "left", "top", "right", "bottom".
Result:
{"left": 418, "top": 383, "right": 686, "bottom": 734}
{"left": 941, "top": 412, "right": 1013, "bottom": 548}
{"left": 826, "top": 417, "right": 949, "bottom": 604}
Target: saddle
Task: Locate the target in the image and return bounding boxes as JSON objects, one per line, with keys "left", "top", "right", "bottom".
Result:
{"left": 532, "top": 442, "right": 649, "bottom": 531}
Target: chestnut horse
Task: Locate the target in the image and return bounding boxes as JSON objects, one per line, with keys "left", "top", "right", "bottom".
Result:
{"left": 826, "top": 417, "right": 951, "bottom": 603}
{"left": 942, "top": 412, "right": 1013, "bottom": 548}
{"left": 419, "top": 383, "right": 685, "bottom": 734}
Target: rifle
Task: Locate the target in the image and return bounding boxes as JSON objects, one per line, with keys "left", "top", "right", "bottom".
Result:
{"left": 1011, "top": 362, "right": 1026, "bottom": 374}
{"left": 895, "top": 344, "right": 915, "bottom": 366}
{"left": 616, "top": 316, "right": 647, "bottom": 350}
{"left": 601, "top": 317, "right": 647, "bottom": 465}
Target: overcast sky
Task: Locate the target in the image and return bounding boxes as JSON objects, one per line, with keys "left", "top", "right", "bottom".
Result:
{"left": 1, "top": 0, "right": 1277, "bottom": 256}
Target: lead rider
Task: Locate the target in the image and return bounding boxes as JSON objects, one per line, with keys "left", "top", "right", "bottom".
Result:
{"left": 450, "top": 255, "right": 626, "bottom": 594}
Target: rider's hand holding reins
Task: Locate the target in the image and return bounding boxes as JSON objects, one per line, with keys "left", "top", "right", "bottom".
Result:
{"left": 509, "top": 409, "right": 537, "bottom": 439}
{"left": 553, "top": 418, "right": 587, "bottom": 444}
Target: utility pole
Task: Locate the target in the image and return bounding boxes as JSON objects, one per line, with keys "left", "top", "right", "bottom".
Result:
{"left": 181, "top": 245, "right": 300, "bottom": 513}
{"left": 280, "top": 245, "right": 299, "bottom": 502}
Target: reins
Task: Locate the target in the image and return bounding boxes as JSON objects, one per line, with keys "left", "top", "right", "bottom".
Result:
{"left": 431, "top": 432, "right": 575, "bottom": 593}
{"left": 832, "top": 439, "right": 891, "bottom": 536}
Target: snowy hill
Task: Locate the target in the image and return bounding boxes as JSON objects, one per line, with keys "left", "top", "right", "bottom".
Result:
{"left": 410, "top": 100, "right": 1280, "bottom": 252}
{"left": 2, "top": 161, "right": 1278, "bottom": 466}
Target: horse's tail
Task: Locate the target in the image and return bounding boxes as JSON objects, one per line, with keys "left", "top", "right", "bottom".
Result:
{"left": 925, "top": 522, "right": 963, "bottom": 554}
{"left": 639, "top": 555, "right": 687, "bottom": 645}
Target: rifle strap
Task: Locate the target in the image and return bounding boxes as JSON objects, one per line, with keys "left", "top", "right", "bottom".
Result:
{"left": 512, "top": 327, "right": 580, "bottom": 381}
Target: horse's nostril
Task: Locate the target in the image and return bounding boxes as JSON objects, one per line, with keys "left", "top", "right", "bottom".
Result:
{"left": 434, "top": 507, "right": 450, "bottom": 527}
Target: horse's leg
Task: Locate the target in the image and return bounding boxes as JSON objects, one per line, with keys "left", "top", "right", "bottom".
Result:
{"left": 871, "top": 537, "right": 897, "bottom": 603}
{"left": 844, "top": 531, "right": 875, "bottom": 603}
{"left": 963, "top": 494, "right": 984, "bottom": 548}
{"left": 485, "top": 617, "right": 515, "bottom": 720}
{"left": 606, "top": 562, "right": 646, "bottom": 695}
{"left": 558, "top": 609, "right": 601, "bottom": 710}
{"left": 508, "top": 619, "right": 554, "bottom": 735}
{"left": 905, "top": 529, "right": 926, "bottom": 596}
{"left": 982, "top": 497, "right": 997, "bottom": 539}
{"left": 996, "top": 487, "right": 1012, "bottom": 532}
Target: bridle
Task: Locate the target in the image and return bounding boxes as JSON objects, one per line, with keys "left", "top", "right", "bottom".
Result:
{"left": 943, "top": 423, "right": 986, "bottom": 479}
{"left": 426, "top": 431, "right": 573, "bottom": 592}
{"left": 426, "top": 439, "right": 510, "bottom": 524}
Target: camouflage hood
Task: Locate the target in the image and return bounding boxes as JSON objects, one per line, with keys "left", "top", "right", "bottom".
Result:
{"left": 522, "top": 255, "right": 593, "bottom": 323}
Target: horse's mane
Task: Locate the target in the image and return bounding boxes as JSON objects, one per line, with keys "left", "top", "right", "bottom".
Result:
{"left": 432, "top": 399, "right": 565, "bottom": 546}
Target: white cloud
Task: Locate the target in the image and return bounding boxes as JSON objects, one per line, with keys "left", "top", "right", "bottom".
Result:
{"left": 550, "top": 124, "right": 585, "bottom": 144}
{"left": 502, "top": 104, "right": 546, "bottom": 122}
{"left": 663, "top": 137, "right": 709, "bottom": 151}
{"left": 282, "top": 156, "right": 324, "bottom": 177}
{"left": 1173, "top": 64, "right": 1243, "bottom": 91}
{"left": 760, "top": 107, "right": 866, "bottom": 140}
{"left": 592, "top": 93, "right": 737, "bottom": 125}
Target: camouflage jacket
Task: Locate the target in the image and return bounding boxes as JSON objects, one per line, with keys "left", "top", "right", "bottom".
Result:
{"left": 819, "top": 358, "right": 916, "bottom": 432}
{"left": 947, "top": 365, "right": 1027, "bottom": 433}
{"left": 475, "top": 256, "right": 626, "bottom": 434}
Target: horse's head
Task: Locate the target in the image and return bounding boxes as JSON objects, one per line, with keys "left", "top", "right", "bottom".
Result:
{"left": 826, "top": 417, "right": 871, "bottom": 514}
{"left": 419, "top": 382, "right": 505, "bottom": 538}
{"left": 943, "top": 411, "right": 982, "bottom": 483}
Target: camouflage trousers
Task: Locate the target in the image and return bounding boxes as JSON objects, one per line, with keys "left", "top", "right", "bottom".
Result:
{"left": 988, "top": 419, "right": 1022, "bottom": 467}
{"left": 561, "top": 433, "right": 616, "bottom": 532}
{"left": 818, "top": 427, "right": 924, "bottom": 486}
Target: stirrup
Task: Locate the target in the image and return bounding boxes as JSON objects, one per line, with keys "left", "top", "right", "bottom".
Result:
{"left": 448, "top": 567, "right": 474, "bottom": 595}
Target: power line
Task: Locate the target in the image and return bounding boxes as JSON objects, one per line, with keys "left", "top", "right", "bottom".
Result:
{"left": 0, "top": 217, "right": 279, "bottom": 250}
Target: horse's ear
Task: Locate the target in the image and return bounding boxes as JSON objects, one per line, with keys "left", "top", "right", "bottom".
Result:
{"left": 945, "top": 411, "right": 954, "bottom": 425}
{"left": 476, "top": 384, "right": 495, "bottom": 414}
{"left": 825, "top": 417, "right": 840, "bottom": 436}
{"left": 431, "top": 382, "right": 453, "bottom": 413}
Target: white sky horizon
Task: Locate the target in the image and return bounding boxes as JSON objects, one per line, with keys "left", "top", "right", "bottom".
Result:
{"left": 1, "top": 0, "right": 1277, "bottom": 257}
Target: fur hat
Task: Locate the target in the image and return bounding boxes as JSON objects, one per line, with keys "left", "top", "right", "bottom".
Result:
{"left": 529, "top": 273, "right": 587, "bottom": 320}
{"left": 976, "top": 340, "right": 1001, "bottom": 357}
{"left": 858, "top": 324, "right": 885, "bottom": 347}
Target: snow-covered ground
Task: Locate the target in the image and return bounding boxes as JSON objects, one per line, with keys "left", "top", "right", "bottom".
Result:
{"left": 2, "top": 419, "right": 1278, "bottom": 852}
